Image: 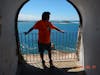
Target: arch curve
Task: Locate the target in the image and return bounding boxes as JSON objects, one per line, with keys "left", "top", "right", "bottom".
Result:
{"left": 16, "top": 0, "right": 83, "bottom": 65}
{"left": 67, "top": 0, "right": 84, "bottom": 66}
{"left": 15, "top": 0, "right": 29, "bottom": 63}
{"left": 67, "top": 0, "right": 82, "bottom": 26}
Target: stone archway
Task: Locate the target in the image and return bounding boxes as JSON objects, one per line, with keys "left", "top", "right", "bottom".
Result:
{"left": 68, "top": 0, "right": 84, "bottom": 68}
{"left": 0, "top": 0, "right": 29, "bottom": 75}
{"left": 16, "top": 0, "right": 83, "bottom": 70}
{"left": 1, "top": 0, "right": 100, "bottom": 75}
{"left": 0, "top": 0, "right": 83, "bottom": 74}
{"left": 15, "top": 0, "right": 29, "bottom": 64}
{"left": 16, "top": 0, "right": 100, "bottom": 75}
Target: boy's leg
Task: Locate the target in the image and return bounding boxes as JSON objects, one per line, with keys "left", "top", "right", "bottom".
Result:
{"left": 48, "top": 50, "right": 53, "bottom": 67}
{"left": 38, "top": 43, "right": 46, "bottom": 68}
{"left": 47, "top": 43, "right": 54, "bottom": 67}
{"left": 40, "top": 52, "right": 46, "bottom": 68}
{"left": 40, "top": 52, "right": 44, "bottom": 62}
{"left": 48, "top": 50, "right": 52, "bottom": 62}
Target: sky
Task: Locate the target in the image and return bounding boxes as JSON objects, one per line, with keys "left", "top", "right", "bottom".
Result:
{"left": 18, "top": 0, "right": 79, "bottom": 21}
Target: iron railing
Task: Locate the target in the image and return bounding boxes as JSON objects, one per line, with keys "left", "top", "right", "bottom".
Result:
{"left": 19, "top": 32, "right": 79, "bottom": 63}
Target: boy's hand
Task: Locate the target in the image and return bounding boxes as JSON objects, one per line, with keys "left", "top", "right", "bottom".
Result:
{"left": 60, "top": 30, "right": 64, "bottom": 33}
{"left": 24, "top": 32, "right": 28, "bottom": 35}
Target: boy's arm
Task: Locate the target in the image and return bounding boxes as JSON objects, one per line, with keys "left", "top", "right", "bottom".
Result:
{"left": 24, "top": 27, "right": 33, "bottom": 35}
{"left": 55, "top": 27, "right": 64, "bottom": 33}
{"left": 24, "top": 21, "right": 40, "bottom": 35}
{"left": 50, "top": 22, "right": 64, "bottom": 33}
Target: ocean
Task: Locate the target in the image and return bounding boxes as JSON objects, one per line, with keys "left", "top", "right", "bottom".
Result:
{"left": 17, "top": 21, "right": 79, "bottom": 54}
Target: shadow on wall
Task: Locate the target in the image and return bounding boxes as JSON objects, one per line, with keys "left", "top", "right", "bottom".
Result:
{"left": 16, "top": 62, "right": 86, "bottom": 75}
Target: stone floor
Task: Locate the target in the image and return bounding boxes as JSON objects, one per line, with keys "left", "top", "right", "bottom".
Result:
{"left": 16, "top": 62, "right": 86, "bottom": 75}
{"left": 28, "top": 61, "right": 84, "bottom": 72}
{"left": 17, "top": 50, "right": 86, "bottom": 75}
{"left": 19, "top": 50, "right": 84, "bottom": 73}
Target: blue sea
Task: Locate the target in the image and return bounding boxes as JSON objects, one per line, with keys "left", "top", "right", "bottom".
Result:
{"left": 17, "top": 21, "right": 79, "bottom": 54}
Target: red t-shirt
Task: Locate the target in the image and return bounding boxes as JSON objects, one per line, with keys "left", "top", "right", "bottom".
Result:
{"left": 33, "top": 20, "right": 56, "bottom": 44}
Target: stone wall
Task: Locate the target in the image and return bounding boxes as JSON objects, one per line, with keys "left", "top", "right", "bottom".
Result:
{"left": 0, "top": 0, "right": 100, "bottom": 75}
{"left": 0, "top": 0, "right": 27, "bottom": 75}
{"left": 70, "top": 0, "right": 100, "bottom": 75}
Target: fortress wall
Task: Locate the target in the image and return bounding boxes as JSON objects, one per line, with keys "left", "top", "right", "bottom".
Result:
{"left": 0, "top": 0, "right": 27, "bottom": 75}
{"left": 70, "top": 0, "right": 100, "bottom": 75}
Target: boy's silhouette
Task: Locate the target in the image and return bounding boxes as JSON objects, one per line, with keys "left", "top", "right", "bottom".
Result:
{"left": 24, "top": 12, "right": 64, "bottom": 68}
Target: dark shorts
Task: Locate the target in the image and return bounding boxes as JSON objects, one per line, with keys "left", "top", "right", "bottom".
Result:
{"left": 38, "top": 42, "right": 51, "bottom": 53}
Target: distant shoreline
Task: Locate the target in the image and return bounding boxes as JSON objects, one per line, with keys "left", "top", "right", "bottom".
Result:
{"left": 18, "top": 20, "right": 79, "bottom": 24}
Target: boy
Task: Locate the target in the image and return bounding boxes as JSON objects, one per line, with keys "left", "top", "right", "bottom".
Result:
{"left": 25, "top": 12, "right": 64, "bottom": 68}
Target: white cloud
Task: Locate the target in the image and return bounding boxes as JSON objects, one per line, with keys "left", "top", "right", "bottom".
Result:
{"left": 66, "top": 16, "right": 79, "bottom": 21}
{"left": 18, "top": 14, "right": 40, "bottom": 21}
{"left": 50, "top": 15, "right": 79, "bottom": 21}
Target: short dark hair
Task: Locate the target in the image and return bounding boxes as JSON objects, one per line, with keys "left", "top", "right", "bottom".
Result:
{"left": 42, "top": 12, "right": 50, "bottom": 20}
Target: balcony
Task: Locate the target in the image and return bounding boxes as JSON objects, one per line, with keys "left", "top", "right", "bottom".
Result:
{"left": 18, "top": 32, "right": 82, "bottom": 71}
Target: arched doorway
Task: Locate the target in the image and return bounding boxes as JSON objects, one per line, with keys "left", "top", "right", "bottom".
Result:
{"left": 18, "top": 0, "right": 81, "bottom": 71}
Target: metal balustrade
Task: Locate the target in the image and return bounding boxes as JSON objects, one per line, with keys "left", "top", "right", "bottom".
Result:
{"left": 18, "top": 32, "right": 79, "bottom": 64}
